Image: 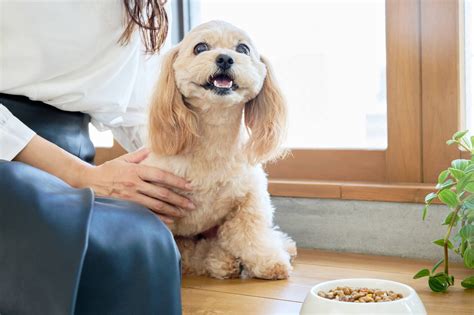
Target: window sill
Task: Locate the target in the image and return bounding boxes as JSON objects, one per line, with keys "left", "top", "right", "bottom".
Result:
{"left": 268, "top": 179, "right": 438, "bottom": 204}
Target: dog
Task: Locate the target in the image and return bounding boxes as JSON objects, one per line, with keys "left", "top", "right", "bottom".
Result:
{"left": 142, "top": 20, "right": 296, "bottom": 280}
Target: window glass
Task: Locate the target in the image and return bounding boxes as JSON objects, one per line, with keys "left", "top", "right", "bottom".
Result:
{"left": 465, "top": 0, "right": 474, "bottom": 136}
{"left": 189, "top": 0, "right": 387, "bottom": 149}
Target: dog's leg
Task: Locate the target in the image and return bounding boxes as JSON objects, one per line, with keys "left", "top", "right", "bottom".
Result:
{"left": 176, "top": 237, "right": 241, "bottom": 278}
{"left": 217, "top": 192, "right": 295, "bottom": 280}
{"left": 204, "top": 241, "right": 241, "bottom": 279}
{"left": 175, "top": 237, "right": 211, "bottom": 276}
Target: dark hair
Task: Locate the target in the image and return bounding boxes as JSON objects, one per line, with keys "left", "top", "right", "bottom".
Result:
{"left": 119, "top": 0, "right": 169, "bottom": 54}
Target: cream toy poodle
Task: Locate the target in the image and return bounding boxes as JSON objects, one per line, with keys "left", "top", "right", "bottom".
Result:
{"left": 143, "top": 20, "right": 296, "bottom": 280}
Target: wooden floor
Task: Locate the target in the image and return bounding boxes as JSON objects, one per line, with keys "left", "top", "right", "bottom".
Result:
{"left": 181, "top": 249, "right": 474, "bottom": 315}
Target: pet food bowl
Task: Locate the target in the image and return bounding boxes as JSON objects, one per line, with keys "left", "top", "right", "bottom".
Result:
{"left": 300, "top": 278, "right": 427, "bottom": 315}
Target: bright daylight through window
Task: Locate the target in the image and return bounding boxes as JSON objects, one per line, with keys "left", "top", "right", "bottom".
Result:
{"left": 190, "top": 0, "right": 387, "bottom": 149}
{"left": 465, "top": 0, "right": 473, "bottom": 136}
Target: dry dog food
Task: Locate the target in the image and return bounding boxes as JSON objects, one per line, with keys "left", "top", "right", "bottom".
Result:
{"left": 317, "top": 286, "right": 403, "bottom": 303}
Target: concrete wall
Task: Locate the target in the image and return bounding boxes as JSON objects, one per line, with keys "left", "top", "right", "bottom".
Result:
{"left": 272, "top": 197, "right": 460, "bottom": 262}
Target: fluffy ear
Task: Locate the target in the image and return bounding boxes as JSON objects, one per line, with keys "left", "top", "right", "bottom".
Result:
{"left": 148, "top": 46, "right": 199, "bottom": 155}
{"left": 244, "top": 56, "right": 288, "bottom": 164}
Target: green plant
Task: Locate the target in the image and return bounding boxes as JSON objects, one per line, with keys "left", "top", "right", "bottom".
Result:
{"left": 413, "top": 130, "right": 474, "bottom": 292}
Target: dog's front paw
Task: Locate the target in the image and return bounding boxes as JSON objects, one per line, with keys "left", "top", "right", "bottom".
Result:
{"left": 258, "top": 262, "right": 292, "bottom": 280}
{"left": 205, "top": 246, "right": 242, "bottom": 279}
{"left": 208, "top": 257, "right": 241, "bottom": 279}
{"left": 246, "top": 253, "right": 293, "bottom": 280}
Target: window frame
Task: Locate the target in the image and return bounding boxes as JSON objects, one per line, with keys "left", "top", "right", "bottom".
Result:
{"left": 97, "top": 0, "right": 466, "bottom": 203}
{"left": 186, "top": 0, "right": 465, "bottom": 203}
{"left": 265, "top": 0, "right": 425, "bottom": 185}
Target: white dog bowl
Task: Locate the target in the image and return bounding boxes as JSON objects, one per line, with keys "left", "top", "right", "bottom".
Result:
{"left": 300, "top": 278, "right": 427, "bottom": 315}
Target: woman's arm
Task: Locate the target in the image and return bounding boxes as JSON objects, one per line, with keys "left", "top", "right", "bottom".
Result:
{"left": 14, "top": 135, "right": 194, "bottom": 224}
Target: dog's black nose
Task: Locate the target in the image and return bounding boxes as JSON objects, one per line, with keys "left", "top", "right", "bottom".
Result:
{"left": 216, "top": 54, "right": 234, "bottom": 70}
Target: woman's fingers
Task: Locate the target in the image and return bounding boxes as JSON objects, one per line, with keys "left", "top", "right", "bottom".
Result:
{"left": 133, "top": 193, "right": 185, "bottom": 219}
{"left": 122, "top": 148, "right": 151, "bottom": 163}
{"left": 138, "top": 182, "right": 195, "bottom": 210}
{"left": 138, "top": 165, "right": 192, "bottom": 191}
{"left": 156, "top": 214, "right": 174, "bottom": 225}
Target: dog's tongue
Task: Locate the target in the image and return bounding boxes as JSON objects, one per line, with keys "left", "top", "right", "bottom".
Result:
{"left": 213, "top": 77, "right": 233, "bottom": 89}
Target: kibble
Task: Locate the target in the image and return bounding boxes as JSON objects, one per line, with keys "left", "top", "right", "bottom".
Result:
{"left": 317, "top": 286, "right": 403, "bottom": 303}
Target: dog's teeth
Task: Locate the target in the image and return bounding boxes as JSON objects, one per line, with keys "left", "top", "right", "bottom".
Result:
{"left": 213, "top": 80, "right": 233, "bottom": 89}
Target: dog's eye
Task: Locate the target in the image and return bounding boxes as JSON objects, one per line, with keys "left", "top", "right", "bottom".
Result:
{"left": 236, "top": 43, "right": 250, "bottom": 55}
{"left": 193, "top": 42, "right": 209, "bottom": 55}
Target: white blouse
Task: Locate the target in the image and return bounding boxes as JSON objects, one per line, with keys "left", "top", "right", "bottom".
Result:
{"left": 0, "top": 0, "right": 171, "bottom": 160}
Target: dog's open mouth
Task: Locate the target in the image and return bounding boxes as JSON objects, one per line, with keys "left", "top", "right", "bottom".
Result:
{"left": 213, "top": 74, "right": 233, "bottom": 89}
{"left": 202, "top": 73, "right": 239, "bottom": 95}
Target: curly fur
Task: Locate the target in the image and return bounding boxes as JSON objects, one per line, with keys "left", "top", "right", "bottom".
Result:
{"left": 143, "top": 20, "right": 296, "bottom": 280}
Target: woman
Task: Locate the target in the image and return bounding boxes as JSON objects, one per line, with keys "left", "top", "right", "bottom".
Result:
{"left": 0, "top": 1, "right": 190, "bottom": 314}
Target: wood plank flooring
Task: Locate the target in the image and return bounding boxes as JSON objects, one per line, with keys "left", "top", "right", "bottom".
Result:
{"left": 182, "top": 249, "right": 474, "bottom": 315}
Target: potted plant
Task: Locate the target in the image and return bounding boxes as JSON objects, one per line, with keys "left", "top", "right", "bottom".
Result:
{"left": 413, "top": 130, "right": 474, "bottom": 292}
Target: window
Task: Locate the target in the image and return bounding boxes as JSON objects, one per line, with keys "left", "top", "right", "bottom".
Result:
{"left": 96, "top": 0, "right": 465, "bottom": 203}
{"left": 190, "top": 0, "right": 387, "bottom": 149}
{"left": 464, "top": 0, "right": 473, "bottom": 136}
{"left": 179, "top": 0, "right": 465, "bottom": 202}
{"left": 185, "top": 0, "right": 422, "bottom": 185}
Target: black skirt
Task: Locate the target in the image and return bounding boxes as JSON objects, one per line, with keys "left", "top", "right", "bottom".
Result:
{"left": 0, "top": 94, "right": 182, "bottom": 315}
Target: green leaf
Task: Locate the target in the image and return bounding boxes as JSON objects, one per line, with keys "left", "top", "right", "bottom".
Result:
{"left": 457, "top": 172, "right": 474, "bottom": 192}
{"left": 467, "top": 209, "right": 474, "bottom": 223}
{"left": 413, "top": 268, "right": 430, "bottom": 279}
{"left": 466, "top": 182, "right": 474, "bottom": 193}
{"left": 462, "top": 137, "right": 473, "bottom": 150}
{"left": 438, "top": 189, "right": 459, "bottom": 208}
{"left": 452, "top": 159, "right": 470, "bottom": 171}
{"left": 459, "top": 225, "right": 474, "bottom": 241}
{"left": 438, "top": 170, "right": 450, "bottom": 184}
{"left": 447, "top": 139, "right": 457, "bottom": 145}
{"left": 463, "top": 248, "right": 474, "bottom": 268}
{"left": 464, "top": 195, "right": 474, "bottom": 209}
{"left": 453, "top": 130, "right": 469, "bottom": 140}
{"left": 461, "top": 275, "right": 474, "bottom": 289}
{"left": 471, "top": 135, "right": 474, "bottom": 148}
{"left": 422, "top": 204, "right": 429, "bottom": 220}
{"left": 449, "top": 167, "right": 465, "bottom": 180}
{"left": 433, "top": 238, "right": 454, "bottom": 249}
{"left": 436, "top": 179, "right": 455, "bottom": 190}
{"left": 425, "top": 192, "right": 437, "bottom": 203}
{"left": 461, "top": 240, "right": 468, "bottom": 255}
{"left": 429, "top": 275, "right": 450, "bottom": 292}
{"left": 449, "top": 275, "right": 455, "bottom": 286}
{"left": 465, "top": 164, "right": 474, "bottom": 174}
{"left": 447, "top": 240, "right": 454, "bottom": 249}
{"left": 442, "top": 211, "right": 459, "bottom": 226}
{"left": 431, "top": 258, "right": 444, "bottom": 274}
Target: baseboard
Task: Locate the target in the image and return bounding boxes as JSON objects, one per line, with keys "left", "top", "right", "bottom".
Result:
{"left": 272, "top": 197, "right": 461, "bottom": 262}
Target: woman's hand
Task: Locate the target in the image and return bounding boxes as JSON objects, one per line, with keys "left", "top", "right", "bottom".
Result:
{"left": 14, "top": 136, "right": 191, "bottom": 224}
{"left": 78, "top": 148, "right": 195, "bottom": 224}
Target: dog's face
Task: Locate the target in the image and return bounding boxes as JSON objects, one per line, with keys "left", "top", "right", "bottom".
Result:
{"left": 149, "top": 21, "right": 287, "bottom": 164}
{"left": 173, "top": 21, "right": 267, "bottom": 108}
